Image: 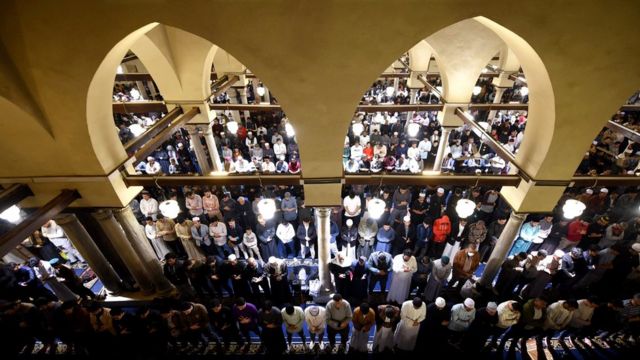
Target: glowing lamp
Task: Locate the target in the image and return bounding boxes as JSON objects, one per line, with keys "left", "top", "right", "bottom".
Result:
{"left": 0, "top": 205, "right": 21, "bottom": 223}
{"left": 256, "top": 85, "right": 266, "bottom": 97}
{"left": 562, "top": 199, "right": 586, "bottom": 220}
{"left": 472, "top": 86, "right": 482, "bottom": 96}
{"left": 352, "top": 122, "right": 364, "bottom": 136}
{"left": 367, "top": 198, "right": 386, "bottom": 220}
{"left": 226, "top": 120, "right": 239, "bottom": 134}
{"left": 455, "top": 199, "right": 476, "bottom": 219}
{"left": 407, "top": 122, "right": 420, "bottom": 137}
{"left": 385, "top": 86, "right": 395, "bottom": 97}
{"left": 258, "top": 198, "right": 277, "bottom": 220}
{"left": 159, "top": 200, "right": 180, "bottom": 219}
{"left": 285, "top": 123, "right": 295, "bottom": 137}
{"left": 520, "top": 86, "right": 529, "bottom": 97}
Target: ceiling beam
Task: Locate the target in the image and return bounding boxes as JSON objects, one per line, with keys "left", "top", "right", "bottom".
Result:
{"left": 130, "top": 107, "right": 200, "bottom": 162}
{"left": 620, "top": 104, "right": 640, "bottom": 112}
{"left": 209, "top": 75, "right": 240, "bottom": 99}
{"left": 344, "top": 174, "right": 521, "bottom": 186}
{"left": 123, "top": 107, "right": 183, "bottom": 154}
{"left": 113, "top": 101, "right": 168, "bottom": 114}
{"left": 0, "top": 184, "right": 33, "bottom": 215}
{"left": 124, "top": 174, "right": 302, "bottom": 187}
{"left": 115, "top": 73, "right": 153, "bottom": 82}
{"left": 0, "top": 189, "right": 80, "bottom": 257}
{"left": 605, "top": 120, "right": 640, "bottom": 144}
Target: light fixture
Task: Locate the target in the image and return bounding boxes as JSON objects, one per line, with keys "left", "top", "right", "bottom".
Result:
{"left": 116, "top": 65, "right": 124, "bottom": 74}
{"left": 407, "top": 122, "right": 420, "bottom": 137}
{"left": 562, "top": 199, "right": 586, "bottom": 219}
{"left": 520, "top": 86, "right": 529, "bottom": 97}
{"left": 472, "top": 86, "right": 482, "bottom": 96}
{"left": 455, "top": 199, "right": 476, "bottom": 219}
{"left": 159, "top": 200, "right": 180, "bottom": 219}
{"left": 0, "top": 205, "right": 21, "bottom": 223}
{"left": 285, "top": 123, "right": 295, "bottom": 137}
{"left": 367, "top": 198, "right": 386, "bottom": 220}
{"left": 385, "top": 86, "right": 395, "bottom": 97}
{"left": 352, "top": 122, "right": 364, "bottom": 136}
{"left": 257, "top": 198, "right": 276, "bottom": 220}
{"left": 256, "top": 85, "right": 266, "bottom": 97}
{"left": 226, "top": 120, "right": 239, "bottom": 134}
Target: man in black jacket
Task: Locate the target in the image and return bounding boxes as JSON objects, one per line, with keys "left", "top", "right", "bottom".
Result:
{"left": 163, "top": 253, "right": 195, "bottom": 299}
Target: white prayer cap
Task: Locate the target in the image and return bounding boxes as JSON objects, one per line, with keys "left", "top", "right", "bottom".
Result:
{"left": 600, "top": 188, "right": 609, "bottom": 193}
{"left": 553, "top": 249, "right": 565, "bottom": 258}
{"left": 346, "top": 219, "right": 353, "bottom": 227}
{"left": 227, "top": 254, "right": 237, "bottom": 261}
{"left": 631, "top": 243, "right": 640, "bottom": 253}
{"left": 486, "top": 302, "right": 498, "bottom": 312}
{"left": 592, "top": 141, "right": 598, "bottom": 145}
{"left": 147, "top": 156, "right": 155, "bottom": 161}
{"left": 403, "top": 215, "right": 411, "bottom": 222}
{"left": 464, "top": 298, "right": 475, "bottom": 308}
{"left": 192, "top": 217, "right": 200, "bottom": 222}
{"left": 268, "top": 256, "right": 277, "bottom": 264}
{"left": 437, "top": 187, "right": 445, "bottom": 194}
{"left": 585, "top": 189, "right": 594, "bottom": 195}
{"left": 177, "top": 142, "right": 184, "bottom": 147}
{"left": 419, "top": 192, "right": 426, "bottom": 198}
{"left": 435, "top": 297, "right": 446, "bottom": 308}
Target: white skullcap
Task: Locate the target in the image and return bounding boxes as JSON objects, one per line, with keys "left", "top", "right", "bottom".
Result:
{"left": 592, "top": 141, "right": 598, "bottom": 145}
{"left": 403, "top": 215, "right": 411, "bottom": 222}
{"left": 435, "top": 297, "right": 446, "bottom": 308}
{"left": 192, "top": 217, "right": 200, "bottom": 222}
{"left": 147, "top": 156, "right": 155, "bottom": 161}
{"left": 268, "top": 256, "right": 277, "bottom": 264}
{"left": 346, "top": 219, "right": 353, "bottom": 226}
{"left": 585, "top": 189, "right": 594, "bottom": 195}
{"left": 486, "top": 302, "right": 498, "bottom": 311}
{"left": 419, "top": 192, "right": 426, "bottom": 197}
{"left": 227, "top": 254, "right": 237, "bottom": 261}
{"left": 600, "top": 188, "right": 609, "bottom": 193}
{"left": 631, "top": 243, "right": 640, "bottom": 252}
{"left": 464, "top": 298, "right": 475, "bottom": 308}
{"left": 437, "top": 187, "right": 445, "bottom": 194}
{"left": 553, "top": 249, "right": 565, "bottom": 258}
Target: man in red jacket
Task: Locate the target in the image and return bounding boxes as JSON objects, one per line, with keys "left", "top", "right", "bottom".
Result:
{"left": 558, "top": 218, "right": 589, "bottom": 251}
{"left": 430, "top": 215, "right": 451, "bottom": 258}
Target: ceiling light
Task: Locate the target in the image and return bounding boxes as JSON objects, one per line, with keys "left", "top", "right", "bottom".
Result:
{"left": 562, "top": 199, "right": 586, "bottom": 220}
{"left": 352, "top": 122, "right": 364, "bottom": 136}
{"left": 116, "top": 65, "right": 124, "bottom": 74}
{"left": 385, "top": 86, "right": 395, "bottom": 97}
{"left": 367, "top": 198, "right": 386, "bottom": 220}
{"left": 129, "top": 124, "right": 145, "bottom": 137}
{"left": 472, "top": 86, "right": 482, "bottom": 96}
{"left": 285, "top": 123, "right": 295, "bottom": 137}
{"left": 256, "top": 85, "right": 266, "bottom": 97}
{"left": 227, "top": 120, "right": 239, "bottom": 134}
{"left": 0, "top": 205, "right": 21, "bottom": 223}
{"left": 520, "top": 86, "right": 529, "bottom": 97}
{"left": 159, "top": 200, "right": 180, "bottom": 219}
{"left": 455, "top": 199, "right": 476, "bottom": 219}
{"left": 257, "top": 198, "right": 276, "bottom": 220}
{"left": 407, "top": 122, "right": 420, "bottom": 137}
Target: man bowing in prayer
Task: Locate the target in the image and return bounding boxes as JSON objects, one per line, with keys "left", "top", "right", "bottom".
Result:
{"left": 394, "top": 297, "right": 426, "bottom": 352}
{"left": 387, "top": 249, "right": 417, "bottom": 304}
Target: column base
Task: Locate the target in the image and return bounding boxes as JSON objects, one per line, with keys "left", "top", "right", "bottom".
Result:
{"left": 312, "top": 287, "right": 335, "bottom": 305}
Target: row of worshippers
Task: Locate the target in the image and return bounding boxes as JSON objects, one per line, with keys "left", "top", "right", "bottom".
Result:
{"left": 4, "top": 291, "right": 638, "bottom": 357}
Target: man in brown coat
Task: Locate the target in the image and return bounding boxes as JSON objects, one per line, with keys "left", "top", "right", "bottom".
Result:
{"left": 450, "top": 244, "right": 480, "bottom": 293}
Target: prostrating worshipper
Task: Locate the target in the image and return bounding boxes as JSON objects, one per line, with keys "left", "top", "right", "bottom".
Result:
{"left": 387, "top": 249, "right": 417, "bottom": 304}
{"left": 394, "top": 297, "right": 426, "bottom": 352}
{"left": 349, "top": 302, "right": 375, "bottom": 353}
{"left": 325, "top": 293, "right": 352, "bottom": 354}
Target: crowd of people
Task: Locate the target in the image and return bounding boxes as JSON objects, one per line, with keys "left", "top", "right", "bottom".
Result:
{"left": 3, "top": 182, "right": 639, "bottom": 356}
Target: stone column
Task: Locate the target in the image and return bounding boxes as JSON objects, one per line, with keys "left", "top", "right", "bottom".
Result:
{"left": 432, "top": 127, "right": 453, "bottom": 172}
{"left": 186, "top": 126, "right": 212, "bottom": 175}
{"left": 55, "top": 213, "right": 125, "bottom": 294}
{"left": 405, "top": 88, "right": 419, "bottom": 132}
{"left": 239, "top": 88, "right": 250, "bottom": 119}
{"left": 487, "top": 87, "right": 506, "bottom": 122}
{"left": 479, "top": 212, "right": 527, "bottom": 287}
{"left": 113, "top": 206, "right": 174, "bottom": 295}
{"left": 203, "top": 128, "right": 223, "bottom": 171}
{"left": 92, "top": 209, "right": 155, "bottom": 293}
{"left": 314, "top": 207, "right": 335, "bottom": 303}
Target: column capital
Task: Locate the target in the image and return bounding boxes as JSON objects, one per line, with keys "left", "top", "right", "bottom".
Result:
{"left": 54, "top": 213, "right": 79, "bottom": 225}
{"left": 92, "top": 209, "right": 114, "bottom": 221}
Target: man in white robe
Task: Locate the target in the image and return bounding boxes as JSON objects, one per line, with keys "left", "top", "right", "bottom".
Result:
{"left": 394, "top": 297, "right": 426, "bottom": 351}
{"left": 387, "top": 249, "right": 417, "bottom": 304}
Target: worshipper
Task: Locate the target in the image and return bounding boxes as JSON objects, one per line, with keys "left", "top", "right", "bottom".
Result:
{"left": 431, "top": 214, "right": 452, "bottom": 258}
{"left": 209, "top": 217, "right": 230, "bottom": 259}
{"left": 461, "top": 302, "right": 499, "bottom": 353}
{"left": 304, "top": 305, "right": 327, "bottom": 351}
{"left": 226, "top": 219, "right": 243, "bottom": 258}
{"left": 387, "top": 249, "right": 417, "bottom": 304}
{"left": 350, "top": 302, "right": 375, "bottom": 353}
{"left": 202, "top": 189, "right": 221, "bottom": 220}
{"left": 367, "top": 251, "right": 392, "bottom": 295}
{"left": 185, "top": 191, "right": 204, "bottom": 217}
{"left": 176, "top": 217, "right": 206, "bottom": 261}
{"left": 30, "top": 257, "right": 77, "bottom": 302}
{"left": 520, "top": 297, "right": 548, "bottom": 334}
{"left": 448, "top": 298, "right": 476, "bottom": 345}
{"left": 325, "top": 293, "right": 352, "bottom": 354}
{"left": 340, "top": 219, "right": 359, "bottom": 260}
{"left": 241, "top": 227, "right": 262, "bottom": 261}
{"left": 559, "top": 217, "right": 589, "bottom": 251}
{"left": 224, "top": 255, "right": 251, "bottom": 299}
{"left": 296, "top": 217, "right": 317, "bottom": 259}
{"left": 245, "top": 257, "right": 270, "bottom": 302}
{"left": 264, "top": 257, "right": 291, "bottom": 305}
{"left": 343, "top": 191, "right": 362, "bottom": 226}
{"left": 281, "top": 303, "right": 306, "bottom": 353}
{"left": 156, "top": 215, "right": 183, "bottom": 257}
{"left": 482, "top": 215, "right": 507, "bottom": 262}
{"left": 543, "top": 299, "right": 578, "bottom": 330}
{"left": 496, "top": 300, "right": 522, "bottom": 329}
{"left": 393, "top": 215, "right": 415, "bottom": 256}
{"left": 145, "top": 156, "right": 162, "bottom": 175}
{"left": 450, "top": 244, "right": 481, "bottom": 293}
{"left": 423, "top": 256, "right": 451, "bottom": 302}
{"left": 257, "top": 216, "right": 279, "bottom": 259}
{"left": 204, "top": 256, "right": 233, "bottom": 297}
{"left": 414, "top": 216, "right": 433, "bottom": 259}
{"left": 373, "top": 304, "right": 399, "bottom": 353}
{"left": 508, "top": 218, "right": 541, "bottom": 257}
{"left": 51, "top": 259, "right": 96, "bottom": 300}
{"left": 443, "top": 217, "right": 468, "bottom": 259}
{"left": 232, "top": 297, "right": 261, "bottom": 354}
{"left": 11, "top": 261, "right": 56, "bottom": 300}
{"left": 281, "top": 192, "right": 298, "bottom": 225}
{"left": 178, "top": 301, "right": 214, "bottom": 353}
{"left": 139, "top": 191, "right": 159, "bottom": 220}
{"left": 621, "top": 293, "right": 640, "bottom": 332}
{"left": 41, "top": 220, "right": 84, "bottom": 265}
{"left": 521, "top": 249, "right": 564, "bottom": 299}
{"left": 494, "top": 252, "right": 527, "bottom": 299}
{"left": 350, "top": 256, "right": 369, "bottom": 302}
{"left": 190, "top": 216, "right": 212, "bottom": 257}
{"left": 209, "top": 298, "right": 244, "bottom": 353}
{"left": 330, "top": 254, "right": 352, "bottom": 297}
{"left": 163, "top": 253, "right": 196, "bottom": 299}
{"left": 394, "top": 297, "right": 426, "bottom": 352}
{"left": 570, "top": 297, "right": 598, "bottom": 331}
{"left": 389, "top": 186, "right": 412, "bottom": 224}
{"left": 145, "top": 217, "right": 170, "bottom": 260}
{"left": 357, "top": 217, "right": 378, "bottom": 259}
{"left": 276, "top": 220, "right": 296, "bottom": 259}
{"left": 375, "top": 222, "right": 395, "bottom": 253}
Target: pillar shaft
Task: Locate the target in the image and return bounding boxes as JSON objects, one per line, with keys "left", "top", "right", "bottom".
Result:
{"left": 432, "top": 127, "right": 453, "bottom": 172}
{"left": 187, "top": 127, "right": 212, "bottom": 175}
{"left": 314, "top": 207, "right": 335, "bottom": 303}
{"left": 488, "top": 87, "right": 506, "bottom": 121}
{"left": 113, "top": 206, "right": 174, "bottom": 294}
{"left": 239, "top": 88, "right": 250, "bottom": 118}
{"left": 204, "top": 128, "right": 223, "bottom": 171}
{"left": 92, "top": 209, "right": 155, "bottom": 293}
{"left": 479, "top": 212, "right": 527, "bottom": 287}
{"left": 55, "top": 213, "right": 124, "bottom": 293}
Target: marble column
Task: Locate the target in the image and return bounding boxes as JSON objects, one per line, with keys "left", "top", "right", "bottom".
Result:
{"left": 314, "top": 207, "right": 335, "bottom": 304}
{"left": 488, "top": 87, "right": 506, "bottom": 122}
{"left": 479, "top": 212, "right": 527, "bottom": 287}
{"left": 92, "top": 209, "right": 155, "bottom": 293}
{"left": 113, "top": 206, "right": 174, "bottom": 295}
{"left": 203, "top": 128, "right": 223, "bottom": 171}
{"left": 239, "top": 88, "right": 250, "bottom": 119}
{"left": 55, "top": 213, "right": 125, "bottom": 294}
{"left": 405, "top": 88, "right": 419, "bottom": 132}
{"left": 432, "top": 127, "right": 453, "bottom": 172}
{"left": 186, "top": 126, "right": 212, "bottom": 175}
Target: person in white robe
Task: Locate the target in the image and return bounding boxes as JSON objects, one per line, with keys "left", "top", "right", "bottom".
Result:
{"left": 394, "top": 298, "right": 426, "bottom": 351}
{"left": 387, "top": 249, "right": 417, "bottom": 304}
{"left": 144, "top": 217, "right": 170, "bottom": 260}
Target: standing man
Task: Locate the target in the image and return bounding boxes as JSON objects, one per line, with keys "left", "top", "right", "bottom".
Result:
{"left": 350, "top": 302, "right": 375, "bottom": 353}
{"left": 394, "top": 297, "right": 426, "bottom": 352}
{"left": 448, "top": 298, "right": 476, "bottom": 345}
{"left": 367, "top": 251, "right": 392, "bottom": 296}
{"left": 357, "top": 218, "right": 378, "bottom": 259}
{"left": 325, "top": 293, "right": 352, "bottom": 354}
{"left": 281, "top": 303, "right": 306, "bottom": 353}
{"left": 387, "top": 249, "right": 417, "bottom": 304}
{"left": 139, "top": 191, "right": 159, "bottom": 220}
{"left": 343, "top": 191, "right": 362, "bottom": 227}
{"left": 304, "top": 305, "right": 326, "bottom": 351}
{"left": 232, "top": 297, "right": 260, "bottom": 354}
{"left": 296, "top": 217, "right": 317, "bottom": 259}
{"left": 340, "top": 219, "right": 358, "bottom": 260}
{"left": 185, "top": 191, "right": 204, "bottom": 217}
{"left": 258, "top": 301, "right": 286, "bottom": 355}
{"left": 450, "top": 244, "right": 480, "bottom": 293}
